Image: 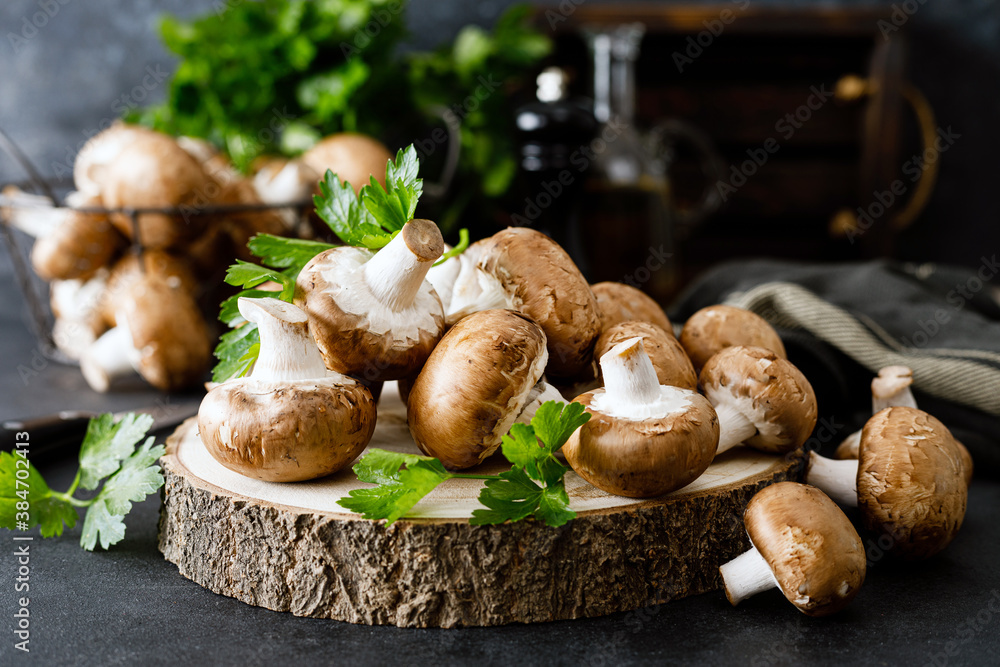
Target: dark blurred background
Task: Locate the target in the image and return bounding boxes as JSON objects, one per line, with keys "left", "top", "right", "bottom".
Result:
{"left": 1, "top": 0, "right": 998, "bottom": 275}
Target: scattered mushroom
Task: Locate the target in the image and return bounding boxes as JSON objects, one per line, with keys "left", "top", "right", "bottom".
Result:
{"left": 805, "top": 406, "right": 968, "bottom": 560}
{"left": 833, "top": 366, "right": 974, "bottom": 484}
{"left": 700, "top": 346, "right": 818, "bottom": 456}
{"left": 198, "top": 297, "right": 376, "bottom": 482}
{"left": 680, "top": 304, "right": 786, "bottom": 373}
{"left": 595, "top": 321, "right": 697, "bottom": 391}
{"left": 719, "top": 481, "right": 866, "bottom": 616}
{"left": 300, "top": 132, "right": 393, "bottom": 194}
{"left": 563, "top": 337, "right": 719, "bottom": 497}
{"left": 80, "top": 270, "right": 211, "bottom": 392}
{"left": 591, "top": 281, "right": 673, "bottom": 333}
{"left": 406, "top": 309, "right": 561, "bottom": 470}
{"left": 296, "top": 218, "right": 446, "bottom": 382}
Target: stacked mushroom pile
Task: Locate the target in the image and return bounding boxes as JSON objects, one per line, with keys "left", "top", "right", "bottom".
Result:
{"left": 3, "top": 124, "right": 396, "bottom": 393}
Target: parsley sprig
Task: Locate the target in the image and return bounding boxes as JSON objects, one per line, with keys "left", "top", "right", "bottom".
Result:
{"left": 0, "top": 413, "right": 163, "bottom": 550}
{"left": 211, "top": 146, "right": 468, "bottom": 382}
{"left": 338, "top": 401, "right": 590, "bottom": 527}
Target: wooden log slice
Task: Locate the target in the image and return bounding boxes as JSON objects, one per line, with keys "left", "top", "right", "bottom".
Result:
{"left": 158, "top": 382, "right": 805, "bottom": 628}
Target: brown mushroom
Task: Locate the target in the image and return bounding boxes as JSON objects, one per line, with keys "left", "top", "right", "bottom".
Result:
{"left": 73, "top": 123, "right": 158, "bottom": 197}
{"left": 80, "top": 271, "right": 211, "bottom": 392}
{"left": 595, "top": 321, "right": 697, "bottom": 391}
{"left": 700, "top": 346, "right": 817, "bottom": 456}
{"left": 680, "top": 304, "right": 786, "bottom": 373}
{"left": 591, "top": 281, "right": 672, "bottom": 333}
{"left": 296, "top": 218, "right": 445, "bottom": 382}
{"left": 466, "top": 227, "right": 602, "bottom": 379}
{"left": 99, "top": 250, "right": 200, "bottom": 329}
{"left": 300, "top": 133, "right": 392, "bottom": 195}
{"left": 805, "top": 406, "right": 968, "bottom": 560}
{"left": 198, "top": 297, "right": 376, "bottom": 482}
{"left": 719, "top": 482, "right": 866, "bottom": 616}
{"left": 100, "top": 130, "right": 210, "bottom": 249}
{"left": 29, "top": 192, "right": 126, "bottom": 281}
{"left": 563, "top": 337, "right": 719, "bottom": 497}
{"left": 406, "top": 309, "right": 557, "bottom": 470}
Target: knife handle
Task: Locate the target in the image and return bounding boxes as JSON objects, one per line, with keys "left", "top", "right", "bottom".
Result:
{"left": 1, "top": 411, "right": 95, "bottom": 460}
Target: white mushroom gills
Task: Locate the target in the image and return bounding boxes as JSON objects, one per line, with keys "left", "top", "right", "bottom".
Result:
{"left": 239, "top": 297, "right": 333, "bottom": 382}
{"left": 592, "top": 337, "right": 693, "bottom": 420}
{"left": 805, "top": 451, "right": 860, "bottom": 507}
{"left": 713, "top": 401, "right": 758, "bottom": 455}
{"left": 363, "top": 219, "right": 444, "bottom": 312}
{"left": 720, "top": 542, "right": 780, "bottom": 605}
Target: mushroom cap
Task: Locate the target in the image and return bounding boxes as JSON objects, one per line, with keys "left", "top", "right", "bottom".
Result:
{"left": 563, "top": 386, "right": 719, "bottom": 498}
{"left": 73, "top": 123, "right": 158, "bottom": 196}
{"left": 477, "top": 227, "right": 601, "bottom": 379}
{"left": 100, "top": 250, "right": 199, "bottom": 328}
{"left": 857, "top": 406, "right": 968, "bottom": 560}
{"left": 700, "top": 346, "right": 818, "bottom": 454}
{"left": 596, "top": 321, "right": 697, "bottom": 391}
{"left": 295, "top": 243, "right": 445, "bottom": 383}
{"left": 30, "top": 193, "right": 125, "bottom": 282}
{"left": 117, "top": 274, "right": 212, "bottom": 391}
{"left": 300, "top": 133, "right": 392, "bottom": 195}
{"left": 680, "top": 304, "right": 787, "bottom": 372}
{"left": 744, "top": 481, "right": 866, "bottom": 617}
{"left": 591, "top": 281, "right": 672, "bottom": 333}
{"left": 101, "top": 132, "right": 209, "bottom": 248}
{"left": 407, "top": 309, "right": 548, "bottom": 470}
{"left": 198, "top": 376, "right": 376, "bottom": 482}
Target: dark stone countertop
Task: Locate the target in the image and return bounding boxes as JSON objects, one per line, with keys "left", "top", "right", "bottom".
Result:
{"left": 1, "top": 265, "right": 998, "bottom": 666}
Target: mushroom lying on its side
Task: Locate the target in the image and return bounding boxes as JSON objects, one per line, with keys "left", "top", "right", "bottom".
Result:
{"left": 833, "top": 365, "right": 974, "bottom": 484}
{"left": 595, "top": 321, "right": 697, "bottom": 391}
{"left": 720, "top": 482, "right": 866, "bottom": 616}
{"left": 591, "top": 281, "right": 673, "bottom": 333}
{"left": 296, "top": 218, "right": 446, "bottom": 382}
{"left": 680, "top": 305, "right": 786, "bottom": 373}
{"left": 80, "top": 271, "right": 211, "bottom": 392}
{"left": 805, "top": 406, "right": 968, "bottom": 560}
{"left": 700, "top": 346, "right": 817, "bottom": 457}
{"left": 563, "top": 337, "right": 719, "bottom": 498}
{"left": 407, "top": 309, "right": 561, "bottom": 470}
{"left": 198, "top": 297, "right": 376, "bottom": 482}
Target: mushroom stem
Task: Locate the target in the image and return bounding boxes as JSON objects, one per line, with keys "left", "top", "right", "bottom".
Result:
{"left": 239, "top": 297, "right": 330, "bottom": 383}
{"left": 363, "top": 219, "right": 444, "bottom": 312}
{"left": 719, "top": 544, "right": 779, "bottom": 606}
{"left": 601, "top": 337, "right": 661, "bottom": 406}
{"left": 871, "top": 366, "right": 918, "bottom": 414}
{"left": 515, "top": 380, "right": 564, "bottom": 425}
{"left": 80, "top": 326, "right": 140, "bottom": 392}
{"left": 805, "top": 452, "right": 859, "bottom": 507}
{"left": 714, "top": 401, "right": 758, "bottom": 454}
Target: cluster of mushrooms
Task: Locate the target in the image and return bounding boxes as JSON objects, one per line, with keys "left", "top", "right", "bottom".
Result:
{"left": 3, "top": 122, "right": 395, "bottom": 392}
{"left": 192, "top": 205, "right": 973, "bottom": 618}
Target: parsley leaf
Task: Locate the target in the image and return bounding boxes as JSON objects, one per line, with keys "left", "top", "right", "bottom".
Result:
{"left": 78, "top": 413, "right": 155, "bottom": 490}
{"left": 245, "top": 234, "right": 335, "bottom": 273}
{"left": 338, "top": 400, "right": 589, "bottom": 527}
{"left": 360, "top": 146, "right": 422, "bottom": 232}
{"left": 338, "top": 449, "right": 453, "bottom": 524}
{"left": 0, "top": 413, "right": 163, "bottom": 550}
{"left": 212, "top": 324, "right": 260, "bottom": 384}
{"left": 0, "top": 451, "right": 77, "bottom": 537}
{"left": 314, "top": 170, "right": 392, "bottom": 248}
